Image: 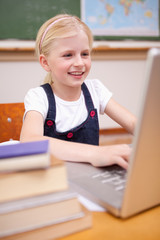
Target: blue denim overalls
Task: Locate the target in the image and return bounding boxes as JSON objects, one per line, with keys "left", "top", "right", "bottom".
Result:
{"left": 41, "top": 83, "right": 99, "bottom": 145}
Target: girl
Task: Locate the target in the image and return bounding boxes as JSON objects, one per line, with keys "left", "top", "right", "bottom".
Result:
{"left": 20, "top": 14, "right": 136, "bottom": 169}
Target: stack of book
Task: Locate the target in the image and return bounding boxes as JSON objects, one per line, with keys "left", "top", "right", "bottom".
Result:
{"left": 0, "top": 140, "right": 92, "bottom": 240}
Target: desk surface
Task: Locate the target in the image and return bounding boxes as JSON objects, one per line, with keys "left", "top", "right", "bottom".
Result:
{"left": 60, "top": 206, "right": 160, "bottom": 240}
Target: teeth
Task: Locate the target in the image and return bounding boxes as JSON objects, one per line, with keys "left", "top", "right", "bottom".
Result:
{"left": 69, "top": 72, "right": 83, "bottom": 76}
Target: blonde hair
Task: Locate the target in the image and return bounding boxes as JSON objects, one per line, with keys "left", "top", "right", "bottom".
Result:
{"left": 35, "top": 14, "right": 93, "bottom": 84}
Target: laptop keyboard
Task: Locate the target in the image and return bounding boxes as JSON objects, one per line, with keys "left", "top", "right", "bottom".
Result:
{"left": 91, "top": 165, "right": 127, "bottom": 192}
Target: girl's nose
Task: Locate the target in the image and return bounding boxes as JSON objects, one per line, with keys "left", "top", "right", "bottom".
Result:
{"left": 74, "top": 55, "right": 84, "bottom": 67}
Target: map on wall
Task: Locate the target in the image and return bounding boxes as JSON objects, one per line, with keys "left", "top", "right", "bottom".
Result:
{"left": 81, "top": 0, "right": 159, "bottom": 37}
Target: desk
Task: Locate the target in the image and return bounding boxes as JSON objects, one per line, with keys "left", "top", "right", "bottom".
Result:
{"left": 60, "top": 206, "right": 160, "bottom": 240}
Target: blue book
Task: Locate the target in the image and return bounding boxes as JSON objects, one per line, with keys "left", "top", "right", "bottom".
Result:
{"left": 0, "top": 140, "right": 49, "bottom": 159}
{"left": 0, "top": 140, "right": 51, "bottom": 172}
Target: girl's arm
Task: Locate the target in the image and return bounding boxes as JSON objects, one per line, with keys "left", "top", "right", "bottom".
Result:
{"left": 104, "top": 98, "right": 137, "bottom": 135}
{"left": 20, "top": 110, "right": 132, "bottom": 169}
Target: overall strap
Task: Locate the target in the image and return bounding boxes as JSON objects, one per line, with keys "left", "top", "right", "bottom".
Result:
{"left": 41, "top": 83, "right": 56, "bottom": 120}
{"left": 81, "top": 83, "right": 95, "bottom": 111}
{"left": 41, "top": 83, "right": 94, "bottom": 120}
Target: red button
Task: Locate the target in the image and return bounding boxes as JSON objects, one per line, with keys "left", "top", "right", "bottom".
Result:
{"left": 47, "top": 120, "right": 53, "bottom": 127}
{"left": 67, "top": 132, "right": 73, "bottom": 138}
{"left": 90, "top": 110, "right": 95, "bottom": 117}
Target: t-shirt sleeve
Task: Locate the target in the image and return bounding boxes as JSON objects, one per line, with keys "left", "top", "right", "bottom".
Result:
{"left": 95, "top": 79, "right": 112, "bottom": 114}
{"left": 24, "top": 87, "right": 48, "bottom": 121}
{"left": 85, "top": 79, "right": 113, "bottom": 114}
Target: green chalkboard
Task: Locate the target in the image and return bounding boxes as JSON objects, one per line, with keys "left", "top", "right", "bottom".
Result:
{"left": 0, "top": 0, "right": 159, "bottom": 41}
{"left": 0, "top": 0, "right": 80, "bottom": 40}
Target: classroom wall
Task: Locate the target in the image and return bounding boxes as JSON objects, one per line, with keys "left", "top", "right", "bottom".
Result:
{"left": 89, "top": 59, "right": 146, "bottom": 128}
{"left": 0, "top": 57, "right": 146, "bottom": 129}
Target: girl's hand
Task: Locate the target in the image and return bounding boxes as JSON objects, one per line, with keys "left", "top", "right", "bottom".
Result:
{"left": 91, "top": 144, "right": 132, "bottom": 169}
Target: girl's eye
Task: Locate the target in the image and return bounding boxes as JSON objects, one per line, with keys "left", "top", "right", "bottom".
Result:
{"left": 82, "top": 52, "right": 90, "bottom": 57}
{"left": 63, "top": 53, "right": 72, "bottom": 57}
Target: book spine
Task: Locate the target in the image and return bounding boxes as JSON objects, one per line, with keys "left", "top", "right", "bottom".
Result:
{"left": 0, "top": 154, "right": 50, "bottom": 172}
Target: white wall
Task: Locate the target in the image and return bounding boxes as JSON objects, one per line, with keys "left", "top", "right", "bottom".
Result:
{"left": 89, "top": 59, "right": 146, "bottom": 128}
{"left": 0, "top": 61, "right": 46, "bottom": 102}
{"left": 0, "top": 58, "right": 146, "bottom": 128}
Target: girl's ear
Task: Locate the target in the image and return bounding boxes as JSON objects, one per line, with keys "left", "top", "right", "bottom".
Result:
{"left": 39, "top": 54, "right": 50, "bottom": 72}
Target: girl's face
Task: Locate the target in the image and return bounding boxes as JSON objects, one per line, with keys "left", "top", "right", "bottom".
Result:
{"left": 44, "top": 30, "right": 91, "bottom": 90}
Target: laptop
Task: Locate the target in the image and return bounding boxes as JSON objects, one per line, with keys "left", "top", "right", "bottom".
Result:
{"left": 66, "top": 48, "right": 160, "bottom": 218}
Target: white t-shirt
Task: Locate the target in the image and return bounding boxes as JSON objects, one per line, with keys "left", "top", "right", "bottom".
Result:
{"left": 24, "top": 79, "right": 112, "bottom": 132}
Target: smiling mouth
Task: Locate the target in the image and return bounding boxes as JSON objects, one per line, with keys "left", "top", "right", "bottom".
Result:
{"left": 68, "top": 71, "right": 84, "bottom": 76}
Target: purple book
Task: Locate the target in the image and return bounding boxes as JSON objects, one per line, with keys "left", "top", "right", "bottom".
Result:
{"left": 0, "top": 140, "right": 49, "bottom": 159}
